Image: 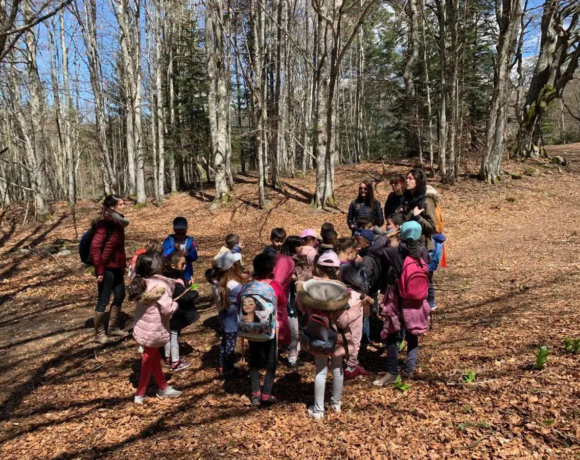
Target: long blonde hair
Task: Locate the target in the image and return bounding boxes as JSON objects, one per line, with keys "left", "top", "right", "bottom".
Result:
{"left": 217, "top": 261, "right": 245, "bottom": 311}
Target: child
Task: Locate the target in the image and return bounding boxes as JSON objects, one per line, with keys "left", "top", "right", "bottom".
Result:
{"left": 317, "top": 227, "right": 338, "bottom": 256}
{"left": 296, "top": 252, "right": 362, "bottom": 420}
{"left": 373, "top": 221, "right": 431, "bottom": 386}
{"left": 279, "top": 236, "right": 305, "bottom": 368}
{"left": 129, "top": 252, "right": 182, "bottom": 404}
{"left": 214, "top": 234, "right": 243, "bottom": 262}
{"left": 300, "top": 229, "right": 318, "bottom": 265}
{"left": 129, "top": 241, "right": 163, "bottom": 278}
{"left": 239, "top": 253, "right": 280, "bottom": 406}
{"left": 162, "top": 252, "right": 200, "bottom": 371}
{"left": 162, "top": 217, "right": 198, "bottom": 283}
{"left": 263, "top": 228, "right": 286, "bottom": 257}
{"left": 427, "top": 233, "right": 446, "bottom": 310}
{"left": 336, "top": 238, "right": 369, "bottom": 379}
{"left": 214, "top": 252, "right": 245, "bottom": 378}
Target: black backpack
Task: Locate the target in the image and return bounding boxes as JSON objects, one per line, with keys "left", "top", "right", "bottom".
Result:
{"left": 299, "top": 310, "right": 349, "bottom": 359}
{"left": 79, "top": 224, "right": 111, "bottom": 265}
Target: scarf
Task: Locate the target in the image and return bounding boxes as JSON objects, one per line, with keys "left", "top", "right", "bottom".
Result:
{"left": 102, "top": 207, "right": 130, "bottom": 228}
{"left": 402, "top": 191, "right": 426, "bottom": 211}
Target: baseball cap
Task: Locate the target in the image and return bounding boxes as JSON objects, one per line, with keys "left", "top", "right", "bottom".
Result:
{"left": 358, "top": 229, "right": 375, "bottom": 245}
{"left": 400, "top": 221, "right": 422, "bottom": 243}
{"left": 316, "top": 250, "right": 340, "bottom": 267}
{"left": 173, "top": 216, "right": 188, "bottom": 230}
{"left": 301, "top": 229, "right": 317, "bottom": 239}
{"left": 215, "top": 252, "right": 242, "bottom": 271}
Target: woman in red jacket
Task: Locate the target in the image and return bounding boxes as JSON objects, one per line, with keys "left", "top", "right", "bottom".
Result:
{"left": 91, "top": 195, "right": 129, "bottom": 344}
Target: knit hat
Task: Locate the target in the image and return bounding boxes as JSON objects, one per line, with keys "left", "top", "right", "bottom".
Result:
{"left": 173, "top": 216, "right": 188, "bottom": 230}
{"left": 316, "top": 250, "right": 340, "bottom": 267}
{"left": 400, "top": 221, "right": 422, "bottom": 243}
{"left": 215, "top": 252, "right": 242, "bottom": 271}
{"left": 300, "top": 229, "right": 317, "bottom": 239}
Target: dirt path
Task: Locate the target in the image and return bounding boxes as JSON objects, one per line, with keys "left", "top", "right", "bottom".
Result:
{"left": 1, "top": 147, "right": 579, "bottom": 458}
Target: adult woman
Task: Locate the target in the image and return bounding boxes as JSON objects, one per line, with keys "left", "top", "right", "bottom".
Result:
{"left": 397, "top": 168, "right": 436, "bottom": 250}
{"left": 346, "top": 180, "right": 384, "bottom": 233}
{"left": 91, "top": 195, "right": 129, "bottom": 344}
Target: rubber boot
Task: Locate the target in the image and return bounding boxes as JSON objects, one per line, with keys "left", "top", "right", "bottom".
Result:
{"left": 94, "top": 312, "right": 114, "bottom": 344}
{"left": 108, "top": 306, "right": 130, "bottom": 338}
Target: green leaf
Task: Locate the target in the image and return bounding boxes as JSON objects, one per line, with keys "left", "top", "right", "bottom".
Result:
{"left": 535, "top": 345, "right": 549, "bottom": 369}
{"left": 543, "top": 419, "right": 555, "bottom": 427}
{"left": 462, "top": 370, "right": 476, "bottom": 384}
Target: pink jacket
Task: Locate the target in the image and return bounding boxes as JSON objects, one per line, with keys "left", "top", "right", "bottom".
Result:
{"left": 133, "top": 275, "right": 178, "bottom": 348}
{"left": 380, "top": 286, "right": 430, "bottom": 338}
{"left": 301, "top": 245, "right": 317, "bottom": 265}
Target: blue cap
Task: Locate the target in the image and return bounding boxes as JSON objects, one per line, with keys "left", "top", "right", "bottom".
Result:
{"left": 358, "top": 229, "right": 375, "bottom": 244}
{"left": 400, "top": 221, "right": 422, "bottom": 242}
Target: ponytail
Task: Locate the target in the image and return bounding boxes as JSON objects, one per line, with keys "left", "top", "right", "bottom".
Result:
{"left": 406, "top": 239, "right": 422, "bottom": 264}
{"left": 128, "top": 275, "right": 147, "bottom": 301}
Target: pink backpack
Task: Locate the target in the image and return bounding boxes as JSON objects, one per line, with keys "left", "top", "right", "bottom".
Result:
{"left": 397, "top": 256, "right": 429, "bottom": 301}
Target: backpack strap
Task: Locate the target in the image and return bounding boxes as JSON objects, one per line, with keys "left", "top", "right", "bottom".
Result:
{"left": 338, "top": 327, "right": 349, "bottom": 361}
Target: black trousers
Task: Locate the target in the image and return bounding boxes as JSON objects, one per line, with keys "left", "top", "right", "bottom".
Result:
{"left": 249, "top": 338, "right": 277, "bottom": 396}
{"left": 95, "top": 268, "right": 125, "bottom": 313}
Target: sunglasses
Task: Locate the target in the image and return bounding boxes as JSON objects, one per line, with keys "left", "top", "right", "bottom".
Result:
{"left": 359, "top": 187, "right": 367, "bottom": 191}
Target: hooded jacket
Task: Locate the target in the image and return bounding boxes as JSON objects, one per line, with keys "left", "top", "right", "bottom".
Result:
{"left": 399, "top": 185, "right": 439, "bottom": 250}
{"left": 133, "top": 275, "right": 178, "bottom": 348}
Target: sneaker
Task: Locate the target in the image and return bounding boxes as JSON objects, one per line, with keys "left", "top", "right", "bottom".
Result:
{"left": 138, "top": 346, "right": 144, "bottom": 354}
{"left": 329, "top": 402, "right": 341, "bottom": 414}
{"left": 430, "top": 302, "right": 438, "bottom": 311}
{"left": 163, "top": 357, "right": 171, "bottom": 367}
{"left": 250, "top": 393, "right": 262, "bottom": 406}
{"left": 217, "top": 367, "right": 224, "bottom": 378}
{"left": 288, "top": 360, "right": 305, "bottom": 369}
{"left": 157, "top": 386, "right": 182, "bottom": 399}
{"left": 171, "top": 361, "right": 191, "bottom": 372}
{"left": 307, "top": 406, "right": 324, "bottom": 421}
{"left": 261, "top": 395, "right": 279, "bottom": 407}
{"left": 344, "top": 366, "right": 371, "bottom": 380}
{"left": 134, "top": 395, "right": 145, "bottom": 405}
{"left": 402, "top": 371, "right": 415, "bottom": 380}
{"left": 373, "top": 373, "right": 399, "bottom": 386}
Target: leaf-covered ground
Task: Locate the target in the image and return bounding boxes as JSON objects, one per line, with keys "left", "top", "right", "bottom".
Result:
{"left": 1, "top": 147, "right": 580, "bottom": 458}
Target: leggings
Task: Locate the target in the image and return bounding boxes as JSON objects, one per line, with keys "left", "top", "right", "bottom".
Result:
{"left": 385, "top": 331, "right": 419, "bottom": 375}
{"left": 95, "top": 268, "right": 125, "bottom": 313}
{"left": 288, "top": 316, "right": 301, "bottom": 364}
{"left": 219, "top": 332, "right": 237, "bottom": 371}
{"left": 136, "top": 347, "right": 168, "bottom": 396}
{"left": 249, "top": 338, "right": 277, "bottom": 396}
{"left": 163, "top": 330, "right": 180, "bottom": 363}
{"left": 312, "top": 355, "right": 343, "bottom": 414}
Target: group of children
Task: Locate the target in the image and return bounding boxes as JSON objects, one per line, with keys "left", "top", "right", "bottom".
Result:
{"left": 128, "top": 194, "right": 445, "bottom": 419}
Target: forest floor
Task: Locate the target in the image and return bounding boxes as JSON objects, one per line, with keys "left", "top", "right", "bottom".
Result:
{"left": 0, "top": 145, "right": 580, "bottom": 459}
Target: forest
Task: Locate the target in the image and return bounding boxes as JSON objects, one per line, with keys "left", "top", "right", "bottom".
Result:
{"left": 0, "top": 0, "right": 579, "bottom": 218}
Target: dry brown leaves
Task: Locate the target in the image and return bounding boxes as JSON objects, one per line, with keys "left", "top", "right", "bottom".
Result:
{"left": 1, "top": 146, "right": 580, "bottom": 458}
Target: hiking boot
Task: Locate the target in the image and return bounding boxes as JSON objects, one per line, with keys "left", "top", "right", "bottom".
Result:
{"left": 250, "top": 393, "right": 262, "bottom": 406}
{"left": 288, "top": 360, "right": 305, "bottom": 369}
{"left": 134, "top": 395, "right": 145, "bottom": 405}
{"left": 157, "top": 386, "right": 182, "bottom": 399}
{"left": 373, "top": 373, "right": 399, "bottom": 386}
{"left": 108, "top": 306, "right": 130, "bottom": 337}
{"left": 402, "top": 371, "right": 415, "bottom": 380}
{"left": 94, "top": 312, "right": 114, "bottom": 344}
{"left": 344, "top": 366, "right": 371, "bottom": 380}
{"left": 307, "top": 406, "right": 324, "bottom": 421}
{"left": 171, "top": 361, "right": 191, "bottom": 372}
{"left": 261, "top": 395, "right": 279, "bottom": 407}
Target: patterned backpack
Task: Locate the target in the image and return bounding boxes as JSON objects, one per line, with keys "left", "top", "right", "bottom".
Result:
{"left": 238, "top": 280, "right": 277, "bottom": 342}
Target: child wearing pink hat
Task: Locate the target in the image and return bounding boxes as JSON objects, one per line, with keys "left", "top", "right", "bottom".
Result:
{"left": 300, "top": 229, "right": 318, "bottom": 265}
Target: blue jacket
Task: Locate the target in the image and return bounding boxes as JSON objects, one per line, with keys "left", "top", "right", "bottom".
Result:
{"left": 162, "top": 235, "right": 198, "bottom": 281}
{"left": 347, "top": 198, "right": 385, "bottom": 229}
{"left": 427, "top": 234, "right": 446, "bottom": 272}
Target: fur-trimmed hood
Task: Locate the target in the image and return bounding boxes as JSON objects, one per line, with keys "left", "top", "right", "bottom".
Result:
{"left": 296, "top": 279, "right": 351, "bottom": 312}
{"left": 426, "top": 185, "right": 440, "bottom": 204}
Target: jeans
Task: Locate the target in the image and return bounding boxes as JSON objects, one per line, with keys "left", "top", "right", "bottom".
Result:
{"left": 362, "top": 317, "right": 370, "bottom": 344}
{"left": 249, "top": 339, "right": 277, "bottom": 396}
{"left": 219, "top": 332, "right": 237, "bottom": 371}
{"left": 288, "top": 316, "right": 301, "bottom": 364}
{"left": 427, "top": 271, "right": 436, "bottom": 309}
{"left": 95, "top": 268, "right": 125, "bottom": 313}
{"left": 385, "top": 331, "right": 419, "bottom": 375}
{"left": 136, "top": 347, "right": 167, "bottom": 396}
{"left": 312, "top": 355, "right": 343, "bottom": 414}
{"left": 163, "top": 330, "right": 180, "bottom": 363}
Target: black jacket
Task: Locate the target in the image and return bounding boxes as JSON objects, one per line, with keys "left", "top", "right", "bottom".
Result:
{"left": 369, "top": 237, "right": 431, "bottom": 285}
{"left": 163, "top": 270, "right": 200, "bottom": 330}
{"left": 384, "top": 192, "right": 404, "bottom": 220}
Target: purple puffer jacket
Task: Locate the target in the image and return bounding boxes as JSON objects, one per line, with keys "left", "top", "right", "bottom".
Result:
{"left": 380, "top": 286, "right": 430, "bottom": 338}
{"left": 133, "top": 275, "right": 178, "bottom": 348}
